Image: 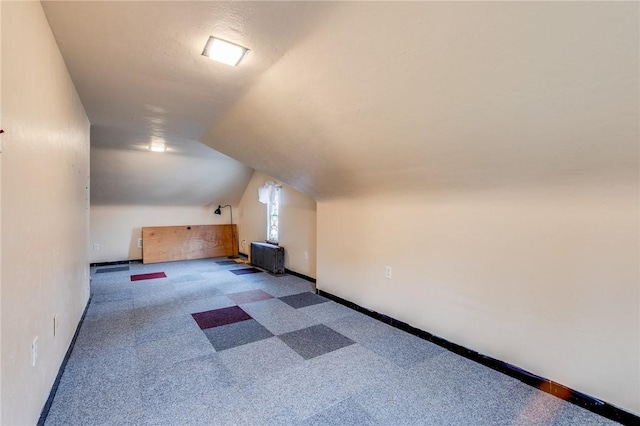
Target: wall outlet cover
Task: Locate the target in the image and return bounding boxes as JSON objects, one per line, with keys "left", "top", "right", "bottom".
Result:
{"left": 53, "top": 314, "right": 59, "bottom": 337}
{"left": 31, "top": 337, "right": 38, "bottom": 367}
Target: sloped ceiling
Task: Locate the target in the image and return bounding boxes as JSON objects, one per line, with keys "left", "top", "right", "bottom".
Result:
{"left": 43, "top": 2, "right": 638, "bottom": 202}
{"left": 42, "top": 1, "right": 335, "bottom": 205}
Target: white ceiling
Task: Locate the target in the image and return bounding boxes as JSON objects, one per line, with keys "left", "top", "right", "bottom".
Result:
{"left": 43, "top": 2, "right": 638, "bottom": 203}
{"left": 42, "top": 1, "right": 335, "bottom": 205}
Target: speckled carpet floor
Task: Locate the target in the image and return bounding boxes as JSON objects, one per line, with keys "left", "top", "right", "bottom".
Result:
{"left": 44, "top": 258, "right": 617, "bottom": 425}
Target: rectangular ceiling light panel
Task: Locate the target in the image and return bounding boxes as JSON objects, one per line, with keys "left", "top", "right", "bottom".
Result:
{"left": 202, "top": 36, "right": 249, "bottom": 66}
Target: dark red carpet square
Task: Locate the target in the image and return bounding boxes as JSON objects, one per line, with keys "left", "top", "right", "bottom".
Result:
{"left": 191, "top": 306, "right": 252, "bottom": 330}
{"left": 130, "top": 272, "right": 167, "bottom": 281}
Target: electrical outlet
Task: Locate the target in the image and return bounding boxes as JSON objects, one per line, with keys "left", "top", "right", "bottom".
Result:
{"left": 138, "top": 238, "right": 143, "bottom": 249}
{"left": 53, "top": 314, "right": 59, "bottom": 337}
{"left": 385, "top": 266, "right": 392, "bottom": 279}
{"left": 304, "top": 251, "right": 308, "bottom": 261}
{"left": 31, "top": 337, "right": 38, "bottom": 367}
{"left": 93, "top": 243, "right": 100, "bottom": 251}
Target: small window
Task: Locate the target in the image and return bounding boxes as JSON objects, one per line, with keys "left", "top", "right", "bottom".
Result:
{"left": 267, "top": 186, "right": 281, "bottom": 244}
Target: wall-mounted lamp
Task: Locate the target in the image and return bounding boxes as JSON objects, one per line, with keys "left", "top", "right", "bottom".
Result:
{"left": 214, "top": 204, "right": 238, "bottom": 259}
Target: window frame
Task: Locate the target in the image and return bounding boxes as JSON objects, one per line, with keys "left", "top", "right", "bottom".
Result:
{"left": 266, "top": 186, "right": 281, "bottom": 244}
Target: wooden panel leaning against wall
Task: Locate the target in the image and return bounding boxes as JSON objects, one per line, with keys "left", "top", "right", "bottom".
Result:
{"left": 142, "top": 224, "right": 237, "bottom": 264}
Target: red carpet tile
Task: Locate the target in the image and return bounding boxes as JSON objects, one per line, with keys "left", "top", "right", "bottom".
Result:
{"left": 130, "top": 272, "right": 167, "bottom": 281}
{"left": 191, "top": 306, "right": 252, "bottom": 330}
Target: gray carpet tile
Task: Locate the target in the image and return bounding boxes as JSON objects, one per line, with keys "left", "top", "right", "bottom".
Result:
{"left": 84, "top": 297, "right": 134, "bottom": 319}
{"left": 89, "top": 278, "right": 131, "bottom": 288}
{"left": 324, "top": 312, "right": 396, "bottom": 343}
{"left": 231, "top": 267, "right": 263, "bottom": 275}
{"left": 46, "top": 258, "right": 620, "bottom": 426}
{"left": 227, "top": 289, "right": 274, "bottom": 304}
{"left": 64, "top": 342, "right": 135, "bottom": 374}
{"left": 45, "top": 347, "right": 142, "bottom": 426}
{"left": 352, "top": 358, "right": 458, "bottom": 424}
{"left": 174, "top": 294, "right": 236, "bottom": 317}
{"left": 203, "top": 319, "right": 274, "bottom": 351}
{"left": 279, "top": 291, "right": 328, "bottom": 309}
{"left": 240, "top": 298, "right": 320, "bottom": 335}
{"left": 251, "top": 275, "right": 315, "bottom": 297}
{"left": 174, "top": 281, "right": 224, "bottom": 301}
{"left": 139, "top": 393, "right": 248, "bottom": 426}
{"left": 132, "top": 282, "right": 176, "bottom": 302}
{"left": 241, "top": 359, "right": 349, "bottom": 424}
{"left": 132, "top": 287, "right": 180, "bottom": 308}
{"left": 91, "top": 288, "right": 133, "bottom": 303}
{"left": 300, "top": 398, "right": 380, "bottom": 426}
{"left": 89, "top": 280, "right": 131, "bottom": 295}
{"left": 136, "top": 329, "right": 215, "bottom": 373}
{"left": 464, "top": 382, "right": 578, "bottom": 426}
{"left": 215, "top": 260, "right": 238, "bottom": 265}
{"left": 139, "top": 353, "right": 235, "bottom": 409}
{"left": 409, "top": 350, "right": 524, "bottom": 401}
{"left": 96, "top": 265, "right": 130, "bottom": 273}
{"left": 354, "top": 350, "right": 586, "bottom": 426}
{"left": 197, "top": 268, "right": 221, "bottom": 273}
{"left": 278, "top": 324, "right": 355, "bottom": 360}
{"left": 306, "top": 344, "right": 404, "bottom": 394}
{"left": 550, "top": 401, "right": 620, "bottom": 426}
{"left": 213, "top": 278, "right": 265, "bottom": 295}
{"left": 133, "top": 289, "right": 232, "bottom": 318}
{"left": 361, "top": 327, "right": 446, "bottom": 368}
{"left": 513, "top": 387, "right": 619, "bottom": 426}
{"left": 46, "top": 386, "right": 142, "bottom": 426}
{"left": 218, "top": 336, "right": 304, "bottom": 384}
{"left": 134, "top": 313, "right": 201, "bottom": 344}
{"left": 132, "top": 300, "right": 185, "bottom": 324}
{"left": 298, "top": 300, "right": 356, "bottom": 323}
{"left": 169, "top": 273, "right": 205, "bottom": 283}
{"left": 244, "top": 344, "right": 401, "bottom": 424}
{"left": 139, "top": 385, "right": 260, "bottom": 426}
{"left": 73, "top": 314, "right": 135, "bottom": 355}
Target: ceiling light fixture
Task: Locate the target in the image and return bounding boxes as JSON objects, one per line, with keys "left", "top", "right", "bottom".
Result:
{"left": 202, "top": 36, "right": 249, "bottom": 66}
{"left": 149, "top": 145, "right": 166, "bottom": 153}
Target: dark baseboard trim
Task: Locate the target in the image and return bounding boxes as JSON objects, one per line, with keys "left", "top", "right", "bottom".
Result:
{"left": 90, "top": 259, "right": 142, "bottom": 267}
{"left": 37, "top": 295, "right": 92, "bottom": 426}
{"left": 284, "top": 268, "right": 316, "bottom": 284}
{"left": 317, "top": 289, "right": 639, "bottom": 426}
{"left": 237, "top": 253, "right": 314, "bottom": 283}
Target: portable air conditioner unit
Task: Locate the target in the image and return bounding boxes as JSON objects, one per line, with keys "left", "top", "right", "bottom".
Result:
{"left": 250, "top": 242, "right": 285, "bottom": 275}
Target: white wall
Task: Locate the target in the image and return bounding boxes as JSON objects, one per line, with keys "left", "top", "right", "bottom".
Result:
{"left": 1, "top": 2, "right": 91, "bottom": 424}
{"left": 90, "top": 205, "right": 230, "bottom": 263}
{"left": 238, "top": 171, "right": 317, "bottom": 278}
{"left": 317, "top": 176, "right": 639, "bottom": 415}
